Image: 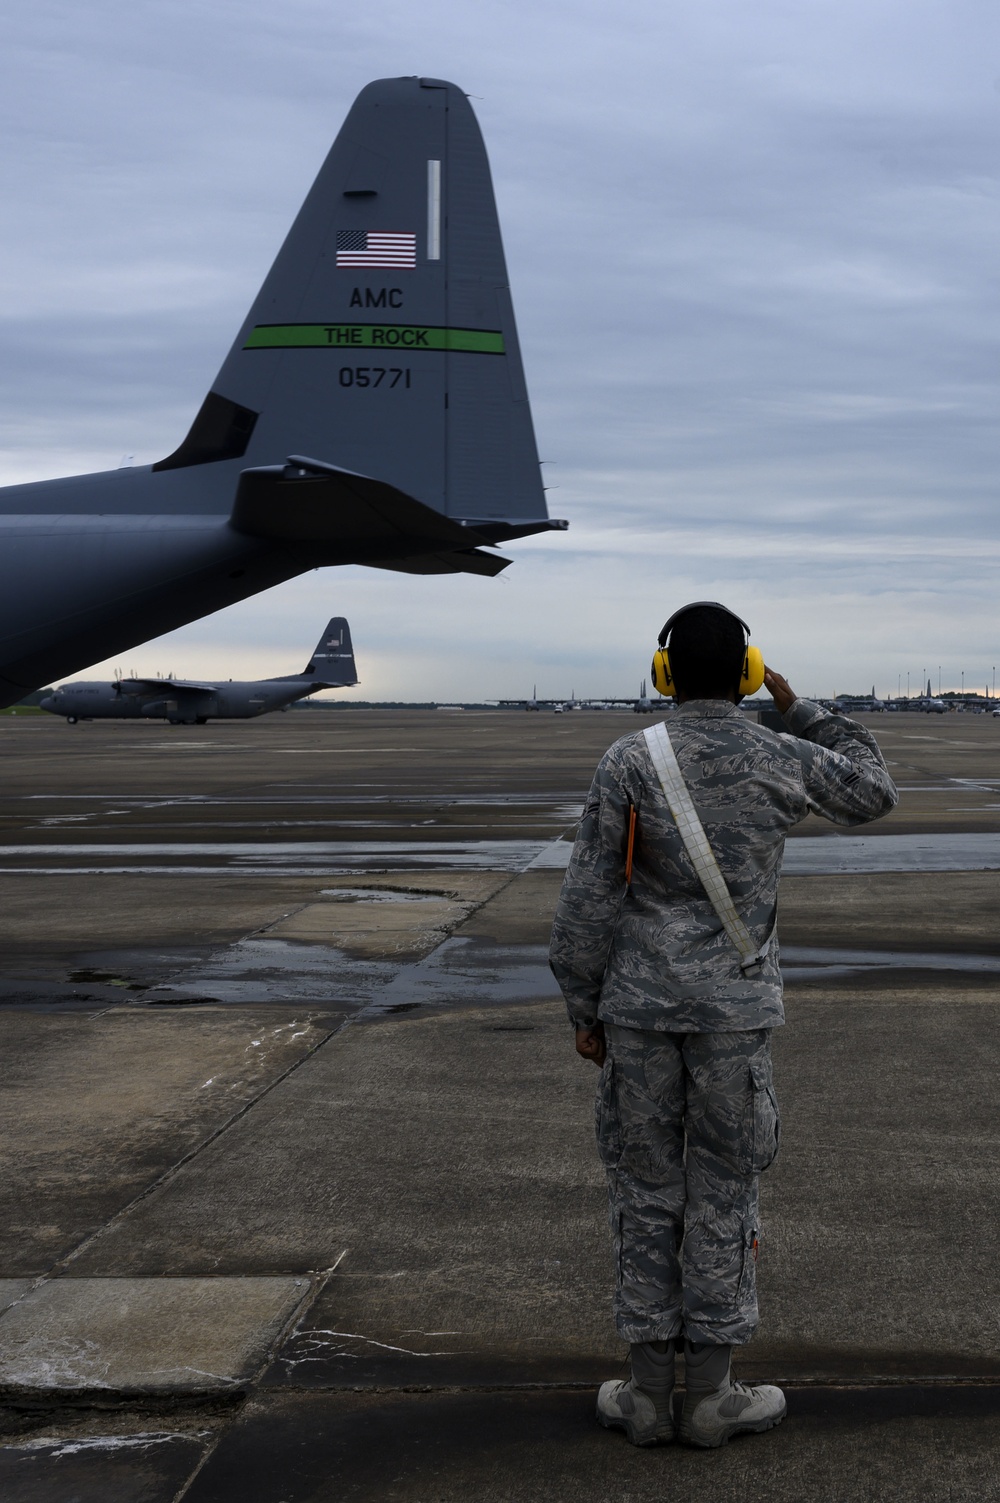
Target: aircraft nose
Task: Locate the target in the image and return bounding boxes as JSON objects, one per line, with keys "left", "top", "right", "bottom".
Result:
{"left": 38, "top": 695, "right": 55, "bottom": 711}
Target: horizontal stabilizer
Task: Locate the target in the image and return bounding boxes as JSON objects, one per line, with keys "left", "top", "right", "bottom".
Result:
{"left": 230, "top": 455, "right": 531, "bottom": 574}
{"left": 452, "top": 517, "right": 569, "bottom": 544}
{"left": 372, "top": 548, "right": 511, "bottom": 578}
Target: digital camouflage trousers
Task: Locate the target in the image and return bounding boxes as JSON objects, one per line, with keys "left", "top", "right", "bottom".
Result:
{"left": 597, "top": 1023, "right": 780, "bottom": 1346}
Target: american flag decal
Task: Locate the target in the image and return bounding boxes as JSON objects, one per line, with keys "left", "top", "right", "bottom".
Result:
{"left": 336, "top": 231, "right": 417, "bottom": 268}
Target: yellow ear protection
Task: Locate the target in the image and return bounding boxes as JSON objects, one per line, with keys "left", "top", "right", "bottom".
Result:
{"left": 651, "top": 601, "right": 765, "bottom": 699}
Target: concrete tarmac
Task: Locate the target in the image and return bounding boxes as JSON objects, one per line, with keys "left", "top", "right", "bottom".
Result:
{"left": 1, "top": 708, "right": 1000, "bottom": 1500}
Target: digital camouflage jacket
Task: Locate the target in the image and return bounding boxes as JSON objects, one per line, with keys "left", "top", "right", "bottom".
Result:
{"left": 549, "top": 698, "right": 898, "bottom": 1033}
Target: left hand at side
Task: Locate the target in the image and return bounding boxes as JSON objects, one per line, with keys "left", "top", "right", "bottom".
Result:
{"left": 575, "top": 1023, "right": 607, "bottom": 1068}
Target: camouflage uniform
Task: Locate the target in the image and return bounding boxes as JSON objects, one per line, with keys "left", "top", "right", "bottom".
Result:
{"left": 550, "top": 697, "right": 897, "bottom": 1343}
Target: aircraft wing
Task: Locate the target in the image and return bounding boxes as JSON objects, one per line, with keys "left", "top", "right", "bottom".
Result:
{"left": 118, "top": 678, "right": 219, "bottom": 694}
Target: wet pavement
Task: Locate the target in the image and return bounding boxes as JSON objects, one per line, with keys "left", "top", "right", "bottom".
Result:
{"left": 179, "top": 1387, "right": 1000, "bottom": 1503}
{"left": 2, "top": 708, "right": 1000, "bottom": 1501}
{"left": 9, "top": 829, "right": 1000, "bottom": 877}
{"left": 142, "top": 934, "right": 561, "bottom": 1013}
{"left": 779, "top": 943, "right": 1000, "bottom": 980}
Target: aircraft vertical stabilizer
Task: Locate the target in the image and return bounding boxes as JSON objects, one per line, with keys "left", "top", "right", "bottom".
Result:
{"left": 300, "top": 616, "right": 358, "bottom": 686}
{"left": 159, "top": 78, "right": 550, "bottom": 538}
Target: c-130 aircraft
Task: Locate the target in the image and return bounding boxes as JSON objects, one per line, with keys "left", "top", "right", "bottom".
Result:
{"left": 0, "top": 78, "right": 564, "bottom": 709}
{"left": 39, "top": 617, "right": 358, "bottom": 725}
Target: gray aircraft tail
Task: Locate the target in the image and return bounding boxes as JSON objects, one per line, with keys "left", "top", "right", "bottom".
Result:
{"left": 156, "top": 77, "right": 563, "bottom": 573}
{"left": 299, "top": 617, "right": 358, "bottom": 686}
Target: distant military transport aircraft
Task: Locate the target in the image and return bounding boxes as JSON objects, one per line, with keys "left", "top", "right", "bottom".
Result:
{"left": 0, "top": 78, "right": 564, "bottom": 710}
{"left": 508, "top": 681, "right": 656, "bottom": 713}
{"left": 39, "top": 617, "right": 357, "bottom": 725}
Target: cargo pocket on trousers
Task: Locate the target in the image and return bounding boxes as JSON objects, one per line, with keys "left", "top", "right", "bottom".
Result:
{"left": 740, "top": 1059, "right": 781, "bottom": 1174}
{"left": 595, "top": 1057, "right": 623, "bottom": 1169}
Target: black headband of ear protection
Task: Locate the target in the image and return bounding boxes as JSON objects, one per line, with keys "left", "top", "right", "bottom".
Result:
{"left": 657, "top": 601, "right": 751, "bottom": 649}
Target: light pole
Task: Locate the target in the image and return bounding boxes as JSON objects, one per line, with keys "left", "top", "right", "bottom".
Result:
{"left": 907, "top": 672, "right": 910, "bottom": 699}
{"left": 938, "top": 665, "right": 941, "bottom": 694}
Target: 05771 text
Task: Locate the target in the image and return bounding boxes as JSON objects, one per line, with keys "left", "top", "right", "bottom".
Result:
{"left": 338, "top": 367, "right": 411, "bottom": 388}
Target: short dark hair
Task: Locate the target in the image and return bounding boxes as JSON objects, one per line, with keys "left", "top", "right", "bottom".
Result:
{"left": 667, "top": 605, "right": 746, "bottom": 697}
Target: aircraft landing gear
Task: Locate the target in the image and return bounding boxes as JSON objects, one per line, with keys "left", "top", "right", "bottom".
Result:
{"left": 66, "top": 715, "right": 78, "bottom": 724}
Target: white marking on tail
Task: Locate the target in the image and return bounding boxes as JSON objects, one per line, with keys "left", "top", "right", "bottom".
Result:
{"left": 427, "top": 160, "right": 441, "bottom": 260}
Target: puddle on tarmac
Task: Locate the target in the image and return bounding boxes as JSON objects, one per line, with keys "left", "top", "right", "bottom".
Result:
{"left": 143, "top": 938, "right": 395, "bottom": 1006}
{"left": 139, "top": 934, "right": 560, "bottom": 1013}
{"left": 357, "top": 938, "right": 561, "bottom": 1017}
{"left": 781, "top": 945, "right": 1000, "bottom": 981}
{"left": 317, "top": 888, "right": 444, "bottom": 904}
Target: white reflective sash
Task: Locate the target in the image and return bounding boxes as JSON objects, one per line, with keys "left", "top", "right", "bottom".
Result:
{"left": 642, "top": 720, "right": 772, "bottom": 973}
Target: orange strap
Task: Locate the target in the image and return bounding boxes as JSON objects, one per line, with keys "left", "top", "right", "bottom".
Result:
{"left": 625, "top": 804, "right": 637, "bottom": 886}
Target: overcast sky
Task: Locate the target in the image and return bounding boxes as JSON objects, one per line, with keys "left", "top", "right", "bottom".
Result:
{"left": 2, "top": 0, "right": 999, "bottom": 701}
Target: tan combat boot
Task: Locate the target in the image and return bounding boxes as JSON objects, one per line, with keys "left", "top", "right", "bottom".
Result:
{"left": 679, "top": 1340, "right": 786, "bottom": 1448}
{"left": 596, "top": 1339, "right": 676, "bottom": 1446}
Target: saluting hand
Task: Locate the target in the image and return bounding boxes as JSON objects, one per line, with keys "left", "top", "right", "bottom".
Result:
{"left": 764, "top": 668, "right": 796, "bottom": 715}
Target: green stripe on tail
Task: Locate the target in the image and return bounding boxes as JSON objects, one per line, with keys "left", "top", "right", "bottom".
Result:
{"left": 244, "top": 324, "right": 505, "bottom": 354}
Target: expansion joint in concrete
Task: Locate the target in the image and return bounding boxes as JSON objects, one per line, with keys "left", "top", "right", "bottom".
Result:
{"left": 44, "top": 1019, "right": 351, "bottom": 1281}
